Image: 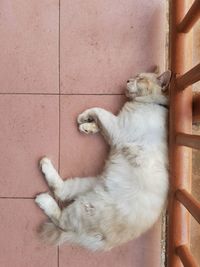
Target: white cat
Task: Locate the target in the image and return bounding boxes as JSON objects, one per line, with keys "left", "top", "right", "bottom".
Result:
{"left": 35, "top": 70, "right": 171, "bottom": 251}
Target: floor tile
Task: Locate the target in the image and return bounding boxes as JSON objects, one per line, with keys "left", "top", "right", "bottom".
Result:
{"left": 0, "top": 199, "right": 57, "bottom": 267}
{"left": 0, "top": 0, "right": 59, "bottom": 93}
{"left": 60, "top": 95, "right": 126, "bottom": 178}
{"left": 60, "top": 0, "right": 166, "bottom": 94}
{"left": 59, "top": 221, "right": 161, "bottom": 267}
{"left": 0, "top": 95, "right": 59, "bottom": 197}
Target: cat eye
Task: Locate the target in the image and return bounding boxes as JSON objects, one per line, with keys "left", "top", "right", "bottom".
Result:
{"left": 137, "top": 77, "right": 145, "bottom": 82}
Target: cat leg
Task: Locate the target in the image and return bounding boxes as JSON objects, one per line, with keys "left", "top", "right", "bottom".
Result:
{"left": 40, "top": 157, "right": 63, "bottom": 190}
{"left": 40, "top": 157, "right": 99, "bottom": 201}
{"left": 77, "top": 108, "right": 119, "bottom": 144}
{"left": 55, "top": 176, "right": 99, "bottom": 201}
{"left": 35, "top": 193, "right": 61, "bottom": 225}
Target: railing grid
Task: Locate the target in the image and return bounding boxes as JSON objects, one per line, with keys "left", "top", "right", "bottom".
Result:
{"left": 168, "top": 0, "right": 200, "bottom": 266}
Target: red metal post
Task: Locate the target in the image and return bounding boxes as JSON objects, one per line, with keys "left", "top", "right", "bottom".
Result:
{"left": 167, "top": 0, "right": 193, "bottom": 266}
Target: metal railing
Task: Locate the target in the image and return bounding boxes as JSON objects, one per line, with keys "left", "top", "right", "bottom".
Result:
{"left": 167, "top": 0, "right": 200, "bottom": 266}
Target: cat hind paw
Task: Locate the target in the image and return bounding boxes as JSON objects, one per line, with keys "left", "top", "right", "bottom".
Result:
{"left": 79, "top": 122, "right": 100, "bottom": 134}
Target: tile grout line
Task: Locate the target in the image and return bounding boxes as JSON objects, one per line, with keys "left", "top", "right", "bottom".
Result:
{"left": 0, "top": 197, "right": 34, "bottom": 199}
{"left": 58, "top": 0, "right": 61, "bottom": 173}
{"left": 58, "top": 0, "right": 61, "bottom": 266}
{"left": 0, "top": 93, "right": 124, "bottom": 96}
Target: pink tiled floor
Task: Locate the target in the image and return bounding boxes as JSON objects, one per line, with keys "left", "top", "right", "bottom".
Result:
{"left": 0, "top": 0, "right": 166, "bottom": 266}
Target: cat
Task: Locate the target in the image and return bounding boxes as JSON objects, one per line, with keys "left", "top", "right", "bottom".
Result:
{"left": 35, "top": 70, "right": 171, "bottom": 251}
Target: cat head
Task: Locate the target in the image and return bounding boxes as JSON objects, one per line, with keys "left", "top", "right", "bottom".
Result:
{"left": 125, "top": 70, "right": 171, "bottom": 105}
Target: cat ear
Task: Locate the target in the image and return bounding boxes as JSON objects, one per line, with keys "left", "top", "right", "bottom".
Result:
{"left": 149, "top": 65, "right": 160, "bottom": 74}
{"left": 153, "top": 65, "right": 160, "bottom": 74}
{"left": 157, "top": 70, "right": 172, "bottom": 91}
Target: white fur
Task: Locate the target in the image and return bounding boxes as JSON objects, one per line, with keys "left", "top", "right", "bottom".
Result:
{"left": 35, "top": 193, "right": 61, "bottom": 223}
{"left": 35, "top": 71, "right": 170, "bottom": 251}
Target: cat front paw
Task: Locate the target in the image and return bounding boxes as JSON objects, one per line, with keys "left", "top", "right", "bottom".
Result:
{"left": 77, "top": 109, "right": 96, "bottom": 124}
{"left": 79, "top": 122, "right": 100, "bottom": 134}
{"left": 40, "top": 157, "right": 54, "bottom": 176}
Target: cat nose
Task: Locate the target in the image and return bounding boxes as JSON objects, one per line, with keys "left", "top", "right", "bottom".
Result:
{"left": 127, "top": 80, "right": 130, "bottom": 83}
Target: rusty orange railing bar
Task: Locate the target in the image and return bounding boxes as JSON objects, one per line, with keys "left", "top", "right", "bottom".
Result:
{"left": 168, "top": 0, "right": 200, "bottom": 266}
{"left": 193, "top": 94, "right": 200, "bottom": 122}
{"left": 176, "top": 133, "right": 200, "bottom": 150}
{"left": 177, "top": 0, "right": 200, "bottom": 33}
{"left": 176, "top": 189, "right": 200, "bottom": 224}
{"left": 176, "top": 245, "right": 199, "bottom": 267}
{"left": 176, "top": 63, "right": 200, "bottom": 90}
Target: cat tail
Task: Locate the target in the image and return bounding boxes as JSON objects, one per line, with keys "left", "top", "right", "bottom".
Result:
{"left": 38, "top": 222, "right": 71, "bottom": 245}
